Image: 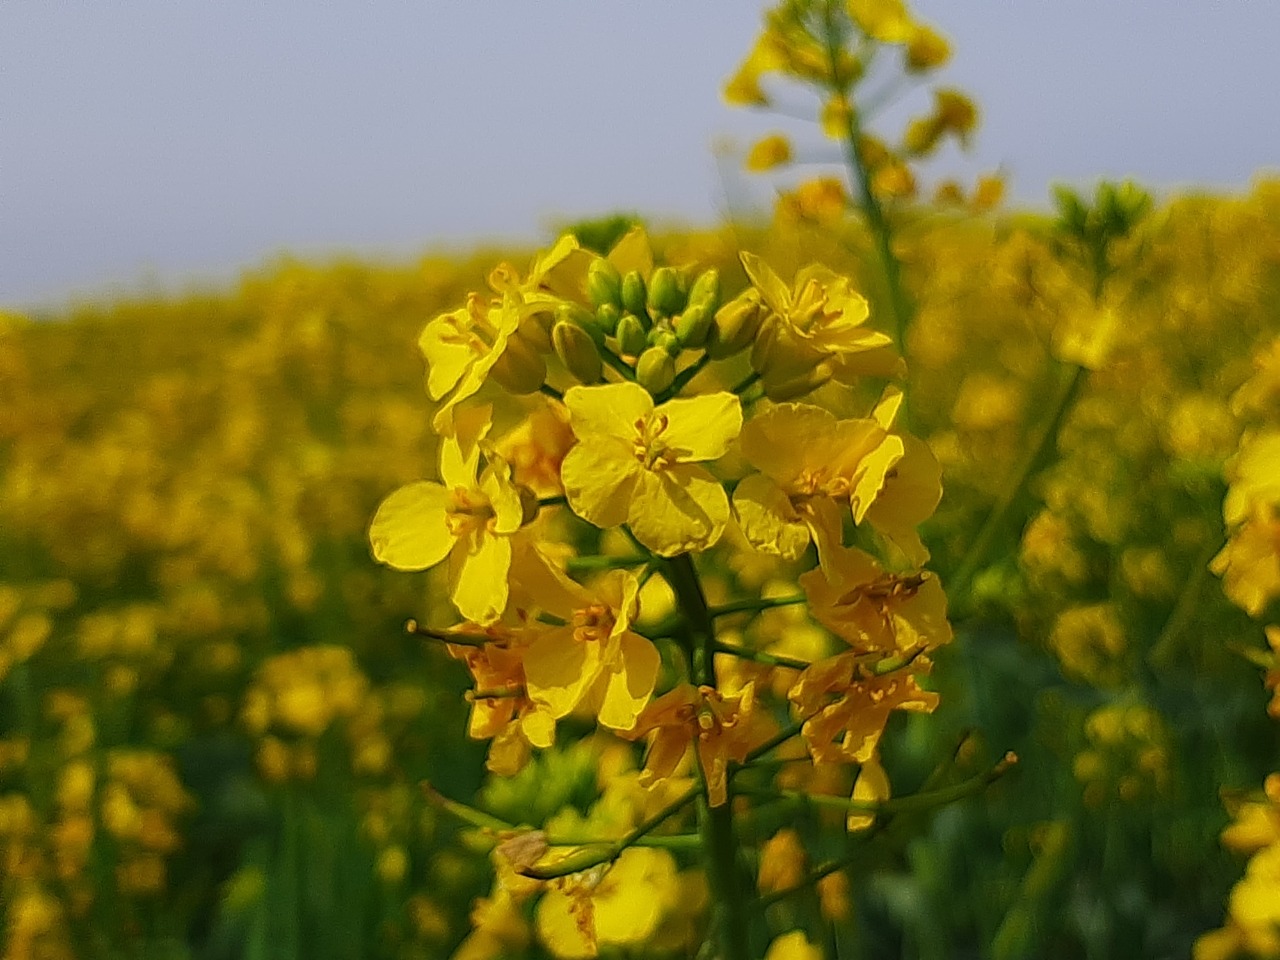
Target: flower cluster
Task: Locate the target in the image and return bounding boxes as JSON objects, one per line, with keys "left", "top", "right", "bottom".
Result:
{"left": 369, "top": 224, "right": 955, "bottom": 957}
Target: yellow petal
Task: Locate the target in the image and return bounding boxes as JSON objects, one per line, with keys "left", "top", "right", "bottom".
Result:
{"left": 594, "top": 849, "right": 674, "bottom": 943}
{"left": 732, "top": 473, "right": 811, "bottom": 559}
{"left": 765, "top": 931, "right": 824, "bottom": 960}
{"left": 524, "top": 630, "right": 600, "bottom": 719}
{"left": 739, "top": 251, "right": 792, "bottom": 316}
{"left": 561, "top": 438, "right": 642, "bottom": 530}
{"left": 628, "top": 465, "right": 730, "bottom": 556}
{"left": 418, "top": 307, "right": 475, "bottom": 401}
{"left": 521, "top": 708, "right": 556, "bottom": 750}
{"left": 659, "top": 392, "right": 743, "bottom": 463}
{"left": 368, "top": 482, "right": 454, "bottom": 571}
{"left": 450, "top": 532, "right": 511, "bottom": 624}
{"left": 564, "top": 381, "right": 653, "bottom": 441}
{"left": 739, "top": 403, "right": 837, "bottom": 482}
{"left": 481, "top": 457, "right": 525, "bottom": 534}
{"left": 849, "top": 433, "right": 905, "bottom": 524}
{"left": 596, "top": 632, "right": 661, "bottom": 730}
{"left": 849, "top": 756, "right": 889, "bottom": 831}
{"left": 606, "top": 226, "right": 655, "bottom": 279}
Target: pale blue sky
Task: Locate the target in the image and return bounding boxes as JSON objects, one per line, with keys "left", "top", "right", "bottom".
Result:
{"left": 3, "top": 1, "right": 1276, "bottom": 308}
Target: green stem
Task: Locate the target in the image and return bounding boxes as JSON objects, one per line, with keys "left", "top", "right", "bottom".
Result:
{"left": 709, "top": 593, "right": 808, "bottom": 619}
{"left": 661, "top": 353, "right": 714, "bottom": 401}
{"left": 664, "top": 554, "right": 751, "bottom": 960}
{"left": 947, "top": 361, "right": 1088, "bottom": 611}
{"left": 537, "top": 494, "right": 567, "bottom": 508}
{"left": 522, "top": 785, "right": 700, "bottom": 880}
{"left": 539, "top": 383, "right": 564, "bottom": 401}
{"left": 600, "top": 345, "right": 638, "bottom": 382}
{"left": 546, "top": 832, "right": 701, "bottom": 851}
{"left": 404, "top": 619, "right": 487, "bottom": 648}
{"left": 565, "top": 552, "right": 650, "bottom": 572}
{"left": 1147, "top": 531, "right": 1227, "bottom": 670}
{"left": 713, "top": 641, "right": 810, "bottom": 671}
{"left": 730, "top": 370, "right": 762, "bottom": 396}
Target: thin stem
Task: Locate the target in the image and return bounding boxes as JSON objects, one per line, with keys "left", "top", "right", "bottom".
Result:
{"left": 662, "top": 353, "right": 714, "bottom": 401}
{"left": 537, "top": 494, "right": 567, "bottom": 508}
{"left": 1148, "top": 530, "right": 1227, "bottom": 670}
{"left": 545, "top": 833, "right": 701, "bottom": 851}
{"left": 521, "top": 785, "right": 700, "bottom": 880}
{"left": 539, "top": 383, "right": 564, "bottom": 401}
{"left": 421, "top": 782, "right": 514, "bottom": 834}
{"left": 946, "top": 361, "right": 1088, "bottom": 611}
{"left": 600, "top": 346, "right": 638, "bottom": 382}
{"left": 709, "top": 593, "right": 808, "bottom": 619}
{"left": 405, "top": 619, "right": 486, "bottom": 648}
{"left": 565, "top": 553, "right": 650, "bottom": 572}
{"left": 730, "top": 370, "right": 761, "bottom": 395}
{"left": 713, "top": 641, "right": 811, "bottom": 671}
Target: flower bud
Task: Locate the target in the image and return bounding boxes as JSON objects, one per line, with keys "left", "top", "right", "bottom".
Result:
{"left": 616, "top": 313, "right": 648, "bottom": 357}
{"left": 552, "top": 320, "right": 603, "bottom": 385}
{"left": 674, "top": 301, "right": 713, "bottom": 348}
{"left": 594, "top": 302, "right": 622, "bottom": 336}
{"left": 646, "top": 266, "right": 685, "bottom": 317}
{"left": 763, "top": 361, "right": 834, "bottom": 402}
{"left": 708, "top": 290, "right": 766, "bottom": 359}
{"left": 648, "top": 326, "right": 681, "bottom": 356}
{"left": 587, "top": 259, "right": 622, "bottom": 309}
{"left": 555, "top": 302, "right": 604, "bottom": 347}
{"left": 489, "top": 335, "right": 547, "bottom": 394}
{"left": 635, "top": 346, "right": 676, "bottom": 395}
{"left": 620, "top": 271, "right": 648, "bottom": 316}
{"left": 687, "top": 268, "right": 721, "bottom": 313}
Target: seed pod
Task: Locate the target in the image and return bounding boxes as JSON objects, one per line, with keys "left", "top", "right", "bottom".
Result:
{"left": 708, "top": 289, "right": 767, "bottom": 359}
{"left": 674, "top": 301, "right": 713, "bottom": 348}
{"left": 552, "top": 320, "right": 603, "bottom": 385}
{"left": 636, "top": 346, "right": 676, "bottom": 395}
{"left": 616, "top": 313, "right": 648, "bottom": 357}
{"left": 620, "top": 270, "right": 648, "bottom": 316}
{"left": 587, "top": 259, "right": 622, "bottom": 309}
{"left": 646, "top": 266, "right": 685, "bottom": 317}
{"left": 489, "top": 335, "right": 547, "bottom": 395}
{"left": 687, "top": 268, "right": 721, "bottom": 314}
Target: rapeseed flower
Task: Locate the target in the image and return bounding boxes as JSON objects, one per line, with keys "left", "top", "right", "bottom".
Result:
{"left": 369, "top": 406, "right": 526, "bottom": 624}
{"left": 560, "top": 382, "right": 741, "bottom": 556}
{"left": 732, "top": 402, "right": 901, "bottom": 566}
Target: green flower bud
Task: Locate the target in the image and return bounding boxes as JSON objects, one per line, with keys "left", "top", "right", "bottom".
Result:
{"left": 707, "top": 289, "right": 767, "bottom": 359}
{"left": 687, "top": 268, "right": 721, "bottom": 314}
{"left": 555, "top": 302, "right": 604, "bottom": 347}
{"left": 552, "top": 320, "right": 603, "bottom": 385}
{"left": 620, "top": 270, "right": 648, "bottom": 316}
{"left": 635, "top": 346, "right": 676, "bottom": 395}
{"left": 616, "top": 313, "right": 648, "bottom": 356}
{"left": 674, "top": 301, "right": 713, "bottom": 348}
{"left": 646, "top": 266, "right": 685, "bottom": 317}
{"left": 489, "top": 335, "right": 547, "bottom": 395}
{"left": 762, "top": 361, "right": 833, "bottom": 402}
{"left": 647, "top": 327, "right": 681, "bottom": 356}
{"left": 587, "top": 259, "right": 622, "bottom": 309}
{"left": 516, "top": 312, "right": 553, "bottom": 353}
{"left": 594, "top": 302, "right": 622, "bottom": 336}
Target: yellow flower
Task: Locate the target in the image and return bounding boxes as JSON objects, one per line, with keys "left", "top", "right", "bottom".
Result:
{"left": 1212, "top": 503, "right": 1280, "bottom": 619}
{"left": 732, "top": 402, "right": 902, "bottom": 566}
{"left": 848, "top": 0, "right": 915, "bottom": 43}
{"left": 368, "top": 406, "right": 526, "bottom": 624}
{"left": 516, "top": 549, "right": 661, "bottom": 731}
{"left": 746, "top": 133, "right": 793, "bottom": 172}
{"left": 866, "top": 386, "right": 943, "bottom": 566}
{"left": 765, "top": 930, "right": 824, "bottom": 960}
{"left": 560, "top": 382, "right": 742, "bottom": 556}
{"left": 741, "top": 253, "right": 902, "bottom": 398}
{"left": 798, "top": 545, "right": 951, "bottom": 656}
{"left": 535, "top": 847, "right": 679, "bottom": 958}
{"left": 622, "top": 682, "right": 759, "bottom": 807}
{"left": 419, "top": 294, "right": 523, "bottom": 435}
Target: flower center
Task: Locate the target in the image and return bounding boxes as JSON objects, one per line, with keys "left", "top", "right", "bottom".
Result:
{"left": 792, "top": 466, "right": 851, "bottom": 501}
{"left": 835, "top": 572, "right": 927, "bottom": 614}
{"left": 571, "top": 603, "right": 616, "bottom": 644}
{"left": 632, "top": 413, "right": 675, "bottom": 471}
{"left": 445, "top": 486, "right": 496, "bottom": 538}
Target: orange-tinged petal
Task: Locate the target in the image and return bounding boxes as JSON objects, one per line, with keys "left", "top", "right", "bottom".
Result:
{"left": 451, "top": 532, "right": 512, "bottom": 624}
{"left": 368, "top": 482, "right": 454, "bottom": 571}
{"left": 561, "top": 438, "right": 642, "bottom": 530}
{"left": 564, "top": 381, "right": 654, "bottom": 441}
{"left": 733, "top": 473, "right": 811, "bottom": 559}
{"left": 660, "top": 393, "right": 742, "bottom": 464}
{"left": 628, "top": 465, "right": 730, "bottom": 556}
